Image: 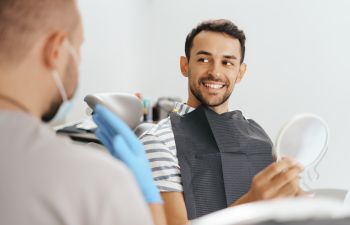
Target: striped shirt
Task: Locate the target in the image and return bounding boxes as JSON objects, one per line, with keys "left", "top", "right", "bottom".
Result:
{"left": 139, "top": 102, "right": 194, "bottom": 192}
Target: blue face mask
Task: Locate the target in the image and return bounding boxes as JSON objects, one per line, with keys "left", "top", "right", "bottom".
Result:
{"left": 50, "top": 40, "right": 80, "bottom": 123}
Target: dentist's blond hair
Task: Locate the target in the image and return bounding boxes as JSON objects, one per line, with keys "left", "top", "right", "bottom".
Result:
{"left": 0, "top": 0, "right": 79, "bottom": 65}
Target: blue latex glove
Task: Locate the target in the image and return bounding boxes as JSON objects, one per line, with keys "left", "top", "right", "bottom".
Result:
{"left": 92, "top": 104, "right": 162, "bottom": 204}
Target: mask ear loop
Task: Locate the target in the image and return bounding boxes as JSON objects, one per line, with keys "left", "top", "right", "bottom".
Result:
{"left": 63, "top": 40, "right": 80, "bottom": 65}
{"left": 51, "top": 70, "right": 68, "bottom": 102}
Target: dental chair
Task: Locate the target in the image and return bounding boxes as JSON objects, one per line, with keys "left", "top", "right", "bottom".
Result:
{"left": 56, "top": 92, "right": 155, "bottom": 143}
{"left": 84, "top": 92, "right": 156, "bottom": 137}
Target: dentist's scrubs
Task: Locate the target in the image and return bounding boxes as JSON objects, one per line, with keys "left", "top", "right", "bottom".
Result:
{"left": 0, "top": 111, "right": 153, "bottom": 225}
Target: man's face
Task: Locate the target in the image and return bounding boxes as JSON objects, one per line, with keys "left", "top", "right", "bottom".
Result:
{"left": 183, "top": 31, "right": 246, "bottom": 109}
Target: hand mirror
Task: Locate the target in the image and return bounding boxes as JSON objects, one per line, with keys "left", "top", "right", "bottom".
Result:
{"left": 273, "top": 113, "right": 329, "bottom": 188}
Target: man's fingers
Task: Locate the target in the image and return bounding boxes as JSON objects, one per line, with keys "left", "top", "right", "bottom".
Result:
{"left": 263, "top": 166, "right": 302, "bottom": 198}
{"left": 93, "top": 105, "right": 143, "bottom": 152}
{"left": 247, "top": 157, "right": 304, "bottom": 201}
{"left": 94, "top": 105, "right": 135, "bottom": 138}
{"left": 96, "top": 128, "right": 133, "bottom": 164}
{"left": 269, "top": 165, "right": 303, "bottom": 192}
{"left": 93, "top": 114, "right": 116, "bottom": 141}
{"left": 95, "top": 129, "right": 114, "bottom": 154}
{"left": 271, "top": 178, "right": 300, "bottom": 199}
{"left": 111, "top": 135, "right": 134, "bottom": 164}
{"left": 254, "top": 157, "right": 302, "bottom": 185}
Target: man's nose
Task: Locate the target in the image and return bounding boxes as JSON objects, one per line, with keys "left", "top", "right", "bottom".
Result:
{"left": 208, "top": 61, "right": 223, "bottom": 78}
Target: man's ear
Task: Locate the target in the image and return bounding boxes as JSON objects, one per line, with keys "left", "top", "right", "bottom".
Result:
{"left": 180, "top": 56, "right": 189, "bottom": 77}
{"left": 236, "top": 63, "right": 247, "bottom": 84}
{"left": 43, "top": 32, "right": 68, "bottom": 69}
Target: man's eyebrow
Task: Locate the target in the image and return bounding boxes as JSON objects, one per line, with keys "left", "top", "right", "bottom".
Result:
{"left": 196, "top": 50, "right": 212, "bottom": 56}
{"left": 223, "top": 55, "right": 237, "bottom": 60}
{"left": 196, "top": 50, "right": 238, "bottom": 60}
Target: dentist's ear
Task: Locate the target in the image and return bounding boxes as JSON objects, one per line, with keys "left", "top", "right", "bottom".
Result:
{"left": 43, "top": 32, "right": 68, "bottom": 69}
{"left": 180, "top": 56, "right": 189, "bottom": 77}
{"left": 235, "top": 63, "right": 247, "bottom": 84}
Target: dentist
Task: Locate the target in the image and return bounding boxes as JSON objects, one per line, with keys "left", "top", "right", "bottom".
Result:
{"left": 0, "top": 0, "right": 166, "bottom": 224}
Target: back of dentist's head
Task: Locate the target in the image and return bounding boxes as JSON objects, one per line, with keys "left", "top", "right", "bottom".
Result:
{"left": 0, "top": 0, "right": 80, "bottom": 66}
{"left": 0, "top": 0, "right": 83, "bottom": 122}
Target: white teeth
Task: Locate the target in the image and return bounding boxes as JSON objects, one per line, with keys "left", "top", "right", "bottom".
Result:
{"left": 204, "top": 83, "right": 224, "bottom": 89}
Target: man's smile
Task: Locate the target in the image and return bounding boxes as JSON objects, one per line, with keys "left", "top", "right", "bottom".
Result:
{"left": 201, "top": 80, "right": 227, "bottom": 91}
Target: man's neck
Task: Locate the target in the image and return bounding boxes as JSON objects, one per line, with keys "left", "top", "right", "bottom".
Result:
{"left": 0, "top": 92, "right": 39, "bottom": 117}
{"left": 208, "top": 105, "right": 229, "bottom": 114}
{"left": 0, "top": 74, "right": 44, "bottom": 119}
{"left": 0, "top": 97, "right": 29, "bottom": 112}
{"left": 186, "top": 99, "right": 229, "bottom": 114}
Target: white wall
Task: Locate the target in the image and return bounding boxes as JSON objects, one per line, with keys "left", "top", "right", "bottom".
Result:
{"left": 73, "top": 0, "right": 350, "bottom": 197}
{"left": 72, "top": 0, "right": 151, "bottom": 117}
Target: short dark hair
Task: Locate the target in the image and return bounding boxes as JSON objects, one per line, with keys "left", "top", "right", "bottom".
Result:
{"left": 185, "top": 19, "right": 246, "bottom": 63}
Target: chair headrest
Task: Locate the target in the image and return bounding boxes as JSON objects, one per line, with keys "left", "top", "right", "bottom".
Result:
{"left": 84, "top": 92, "right": 143, "bottom": 129}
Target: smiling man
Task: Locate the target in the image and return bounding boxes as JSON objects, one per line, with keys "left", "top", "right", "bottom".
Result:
{"left": 139, "top": 19, "right": 304, "bottom": 225}
{"left": 183, "top": 26, "right": 245, "bottom": 113}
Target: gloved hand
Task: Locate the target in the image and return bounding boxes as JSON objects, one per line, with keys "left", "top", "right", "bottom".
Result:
{"left": 92, "top": 104, "right": 162, "bottom": 204}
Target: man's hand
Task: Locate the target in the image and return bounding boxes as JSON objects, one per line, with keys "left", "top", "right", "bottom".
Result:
{"left": 92, "top": 104, "right": 162, "bottom": 204}
{"left": 233, "top": 157, "right": 304, "bottom": 206}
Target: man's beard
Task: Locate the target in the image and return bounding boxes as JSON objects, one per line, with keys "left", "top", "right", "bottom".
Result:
{"left": 189, "top": 72, "right": 234, "bottom": 107}
{"left": 42, "top": 59, "right": 77, "bottom": 122}
{"left": 42, "top": 98, "right": 61, "bottom": 122}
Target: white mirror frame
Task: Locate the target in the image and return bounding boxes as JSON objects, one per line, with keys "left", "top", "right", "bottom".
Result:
{"left": 273, "top": 113, "right": 330, "bottom": 187}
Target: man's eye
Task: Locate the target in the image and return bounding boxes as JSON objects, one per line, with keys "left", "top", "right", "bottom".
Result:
{"left": 223, "top": 60, "right": 234, "bottom": 66}
{"left": 198, "top": 58, "right": 209, "bottom": 63}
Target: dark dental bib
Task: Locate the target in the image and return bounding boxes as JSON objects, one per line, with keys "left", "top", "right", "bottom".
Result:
{"left": 170, "top": 105, "right": 274, "bottom": 219}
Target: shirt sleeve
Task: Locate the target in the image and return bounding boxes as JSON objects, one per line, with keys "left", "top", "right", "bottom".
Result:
{"left": 140, "top": 133, "right": 183, "bottom": 192}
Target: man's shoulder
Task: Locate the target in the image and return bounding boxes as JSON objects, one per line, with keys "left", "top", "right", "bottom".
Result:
{"left": 245, "top": 117, "right": 265, "bottom": 130}
{"left": 139, "top": 117, "right": 173, "bottom": 141}
{"left": 139, "top": 102, "right": 192, "bottom": 141}
{"left": 232, "top": 110, "right": 264, "bottom": 128}
{"left": 0, "top": 126, "right": 150, "bottom": 224}
{"left": 237, "top": 113, "right": 271, "bottom": 142}
{"left": 34, "top": 138, "right": 141, "bottom": 201}
{"left": 0, "top": 111, "right": 132, "bottom": 185}
{"left": 54, "top": 137, "right": 131, "bottom": 177}
{"left": 138, "top": 119, "right": 182, "bottom": 193}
